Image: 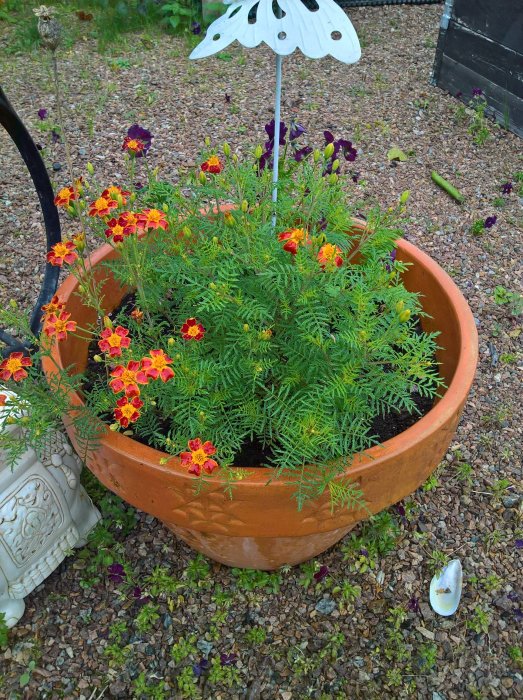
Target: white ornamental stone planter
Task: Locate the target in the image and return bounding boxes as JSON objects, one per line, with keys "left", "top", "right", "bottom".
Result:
{"left": 0, "top": 390, "right": 101, "bottom": 628}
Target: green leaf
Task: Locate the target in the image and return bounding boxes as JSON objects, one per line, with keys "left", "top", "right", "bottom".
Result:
{"left": 387, "top": 147, "right": 407, "bottom": 162}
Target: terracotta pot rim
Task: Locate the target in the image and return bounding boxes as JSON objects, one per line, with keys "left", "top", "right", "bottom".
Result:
{"left": 45, "top": 232, "right": 478, "bottom": 487}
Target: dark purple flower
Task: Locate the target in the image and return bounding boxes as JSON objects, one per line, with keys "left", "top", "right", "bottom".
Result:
{"left": 191, "top": 21, "right": 201, "bottom": 35}
{"left": 126, "top": 124, "right": 152, "bottom": 156}
{"left": 385, "top": 249, "right": 397, "bottom": 273}
{"left": 472, "top": 88, "right": 483, "bottom": 97}
{"left": 51, "top": 130, "right": 61, "bottom": 144}
{"left": 515, "top": 609, "right": 523, "bottom": 622}
{"left": 293, "top": 146, "right": 313, "bottom": 162}
{"left": 134, "top": 181, "right": 145, "bottom": 191}
{"left": 407, "top": 596, "right": 420, "bottom": 613}
{"left": 258, "top": 149, "right": 273, "bottom": 172}
{"left": 107, "top": 563, "right": 126, "bottom": 584}
{"left": 38, "top": 108, "right": 48, "bottom": 120}
{"left": 289, "top": 122, "right": 306, "bottom": 141}
{"left": 360, "top": 548, "right": 369, "bottom": 557}
{"left": 338, "top": 139, "right": 357, "bottom": 162}
{"left": 322, "top": 131, "right": 357, "bottom": 176}
{"left": 225, "top": 93, "right": 231, "bottom": 103}
{"left": 508, "top": 592, "right": 520, "bottom": 602}
{"left": 501, "top": 182, "right": 513, "bottom": 195}
{"left": 265, "top": 119, "right": 287, "bottom": 149}
{"left": 132, "top": 586, "right": 151, "bottom": 606}
{"left": 317, "top": 217, "right": 327, "bottom": 231}
{"left": 324, "top": 131, "right": 335, "bottom": 144}
{"left": 484, "top": 216, "right": 497, "bottom": 229}
{"left": 515, "top": 539, "right": 523, "bottom": 549}
{"left": 314, "top": 565, "right": 329, "bottom": 582}
{"left": 193, "top": 658, "right": 210, "bottom": 677}
{"left": 351, "top": 171, "right": 360, "bottom": 183}
{"left": 220, "top": 653, "right": 238, "bottom": 667}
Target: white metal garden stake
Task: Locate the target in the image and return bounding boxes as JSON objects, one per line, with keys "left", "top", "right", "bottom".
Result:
{"left": 190, "top": 0, "right": 361, "bottom": 223}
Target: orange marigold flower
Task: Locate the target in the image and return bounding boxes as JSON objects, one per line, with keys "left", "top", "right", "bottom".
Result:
{"left": 136, "top": 208, "right": 168, "bottom": 232}
{"left": 278, "top": 227, "right": 311, "bottom": 255}
{"left": 98, "top": 326, "right": 131, "bottom": 357}
{"left": 41, "top": 294, "right": 65, "bottom": 319}
{"left": 109, "top": 361, "right": 148, "bottom": 397}
{"left": 141, "top": 349, "right": 175, "bottom": 382}
{"left": 102, "top": 185, "right": 130, "bottom": 205}
{"left": 114, "top": 395, "right": 143, "bottom": 428}
{"left": 130, "top": 308, "right": 143, "bottom": 324}
{"left": 43, "top": 311, "right": 77, "bottom": 341}
{"left": 201, "top": 156, "right": 223, "bottom": 174}
{"left": 180, "top": 317, "right": 205, "bottom": 341}
{"left": 88, "top": 195, "right": 118, "bottom": 218}
{"left": 47, "top": 240, "right": 78, "bottom": 267}
{"left": 122, "top": 136, "right": 145, "bottom": 156}
{"left": 105, "top": 217, "right": 133, "bottom": 244}
{"left": 54, "top": 186, "right": 76, "bottom": 208}
{"left": 0, "top": 352, "right": 32, "bottom": 382}
{"left": 180, "top": 438, "right": 218, "bottom": 476}
{"left": 317, "top": 243, "right": 343, "bottom": 269}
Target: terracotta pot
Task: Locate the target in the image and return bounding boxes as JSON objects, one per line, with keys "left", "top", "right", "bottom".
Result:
{"left": 42, "top": 226, "right": 478, "bottom": 570}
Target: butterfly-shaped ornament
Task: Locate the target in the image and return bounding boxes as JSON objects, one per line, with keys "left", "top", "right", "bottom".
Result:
{"left": 190, "top": 0, "right": 361, "bottom": 64}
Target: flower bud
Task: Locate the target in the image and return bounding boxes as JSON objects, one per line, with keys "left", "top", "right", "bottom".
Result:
{"left": 224, "top": 211, "right": 234, "bottom": 226}
{"left": 313, "top": 149, "right": 321, "bottom": 163}
{"left": 243, "top": 324, "right": 249, "bottom": 332}
{"left": 9, "top": 299, "right": 17, "bottom": 309}
{"left": 168, "top": 337, "right": 175, "bottom": 346}
{"left": 109, "top": 423, "right": 119, "bottom": 431}
{"left": 395, "top": 300, "right": 405, "bottom": 314}
{"left": 73, "top": 232, "right": 86, "bottom": 252}
{"left": 204, "top": 136, "right": 211, "bottom": 146}
{"left": 159, "top": 457, "right": 168, "bottom": 465}
{"left": 223, "top": 142, "right": 231, "bottom": 157}
{"left": 117, "top": 194, "right": 124, "bottom": 207}
{"left": 199, "top": 411, "right": 205, "bottom": 419}
{"left": 149, "top": 400, "right": 156, "bottom": 406}
{"left": 399, "top": 309, "right": 411, "bottom": 323}
{"left": 232, "top": 154, "right": 238, "bottom": 163}
{"left": 254, "top": 145, "right": 263, "bottom": 160}
{"left": 328, "top": 173, "right": 338, "bottom": 185}
{"left": 93, "top": 354, "right": 103, "bottom": 363}
{"left": 331, "top": 159, "right": 340, "bottom": 172}
{"left": 212, "top": 236, "right": 219, "bottom": 244}
{"left": 6, "top": 416, "right": 16, "bottom": 425}
{"left": 199, "top": 171, "right": 207, "bottom": 185}
{"left": 78, "top": 284, "right": 86, "bottom": 293}
{"left": 162, "top": 203, "right": 169, "bottom": 212}
{"left": 324, "top": 142, "right": 335, "bottom": 159}
{"left": 241, "top": 199, "right": 249, "bottom": 213}
{"left": 66, "top": 205, "right": 75, "bottom": 216}
{"left": 103, "top": 315, "right": 113, "bottom": 329}
{"left": 130, "top": 192, "right": 136, "bottom": 203}
{"left": 209, "top": 282, "right": 217, "bottom": 290}
{"left": 182, "top": 226, "right": 192, "bottom": 238}
{"left": 86, "top": 162, "right": 95, "bottom": 175}
{"left": 123, "top": 430, "right": 133, "bottom": 436}
{"left": 175, "top": 353, "right": 181, "bottom": 360}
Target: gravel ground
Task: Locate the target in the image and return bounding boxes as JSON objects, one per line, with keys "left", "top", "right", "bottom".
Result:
{"left": 1, "top": 5, "right": 522, "bottom": 699}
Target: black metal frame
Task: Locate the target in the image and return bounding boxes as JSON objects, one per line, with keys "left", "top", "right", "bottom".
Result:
{"left": 0, "top": 86, "right": 61, "bottom": 357}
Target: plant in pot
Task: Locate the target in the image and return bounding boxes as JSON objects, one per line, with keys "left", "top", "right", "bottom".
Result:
{"left": 0, "top": 116, "right": 477, "bottom": 570}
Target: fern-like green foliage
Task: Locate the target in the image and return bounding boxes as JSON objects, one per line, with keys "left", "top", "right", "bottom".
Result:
{"left": 0, "top": 129, "right": 444, "bottom": 510}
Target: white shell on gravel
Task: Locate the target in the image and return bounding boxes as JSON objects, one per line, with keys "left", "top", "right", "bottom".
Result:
{"left": 429, "top": 559, "right": 463, "bottom": 617}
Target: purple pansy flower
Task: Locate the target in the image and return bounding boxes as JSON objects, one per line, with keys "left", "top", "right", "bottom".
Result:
{"left": 351, "top": 171, "right": 360, "bottom": 183}
{"left": 484, "top": 216, "right": 497, "bottom": 229}
{"left": 225, "top": 93, "right": 231, "bottom": 103}
{"left": 323, "top": 131, "right": 358, "bottom": 175}
{"left": 265, "top": 119, "right": 287, "bottom": 149}
{"left": 314, "top": 565, "right": 329, "bottom": 582}
{"left": 51, "top": 129, "right": 61, "bottom": 144}
{"left": 193, "top": 658, "right": 210, "bottom": 677}
{"left": 407, "top": 596, "right": 420, "bottom": 613}
{"left": 220, "top": 652, "right": 238, "bottom": 667}
{"left": 127, "top": 124, "right": 153, "bottom": 156}
{"left": 132, "top": 586, "right": 152, "bottom": 606}
{"left": 38, "top": 108, "right": 48, "bottom": 120}
{"left": 293, "top": 146, "right": 313, "bottom": 162}
{"left": 191, "top": 21, "right": 201, "bottom": 35}
{"left": 385, "top": 249, "right": 397, "bottom": 273}
{"left": 107, "top": 563, "right": 126, "bottom": 584}
{"left": 501, "top": 182, "right": 513, "bottom": 195}
{"left": 134, "top": 181, "right": 145, "bottom": 191}
{"left": 516, "top": 609, "right": 523, "bottom": 622}
{"left": 515, "top": 539, "right": 523, "bottom": 549}
{"left": 289, "top": 121, "right": 306, "bottom": 141}
{"left": 472, "top": 88, "right": 483, "bottom": 97}
{"left": 360, "top": 548, "right": 369, "bottom": 557}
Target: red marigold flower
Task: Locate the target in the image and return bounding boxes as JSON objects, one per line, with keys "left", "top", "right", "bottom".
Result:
{"left": 109, "top": 361, "right": 148, "bottom": 397}
{"left": 43, "top": 311, "right": 77, "bottom": 341}
{"left": 114, "top": 395, "right": 143, "bottom": 428}
{"left": 278, "top": 227, "right": 311, "bottom": 255}
{"left": 47, "top": 240, "right": 78, "bottom": 267}
{"left": 104, "top": 217, "right": 134, "bottom": 243}
{"left": 54, "top": 186, "right": 76, "bottom": 208}
{"left": 180, "top": 438, "right": 218, "bottom": 476}
{"left": 98, "top": 326, "right": 131, "bottom": 357}
{"left": 88, "top": 195, "right": 118, "bottom": 218}
{"left": 122, "top": 136, "right": 146, "bottom": 156}
{"left": 0, "top": 393, "right": 7, "bottom": 406}
{"left": 102, "top": 185, "right": 130, "bottom": 205}
{"left": 130, "top": 308, "right": 143, "bottom": 324}
{"left": 136, "top": 208, "right": 168, "bottom": 232}
{"left": 141, "top": 349, "right": 175, "bottom": 382}
{"left": 201, "top": 156, "right": 223, "bottom": 174}
{"left": 119, "top": 211, "right": 138, "bottom": 234}
{"left": 41, "top": 294, "right": 65, "bottom": 319}
{"left": 0, "top": 352, "right": 32, "bottom": 382}
{"left": 317, "top": 243, "right": 343, "bottom": 269}
{"left": 180, "top": 317, "right": 205, "bottom": 341}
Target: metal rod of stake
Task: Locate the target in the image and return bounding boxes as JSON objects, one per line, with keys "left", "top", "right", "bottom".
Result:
{"left": 271, "top": 52, "right": 283, "bottom": 226}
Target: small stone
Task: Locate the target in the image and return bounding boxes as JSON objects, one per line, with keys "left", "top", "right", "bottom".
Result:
{"left": 51, "top": 453, "right": 63, "bottom": 467}
{"left": 162, "top": 613, "right": 172, "bottom": 629}
{"left": 196, "top": 639, "right": 213, "bottom": 656}
{"left": 432, "top": 692, "right": 446, "bottom": 700}
{"left": 353, "top": 656, "right": 365, "bottom": 667}
{"left": 52, "top": 161, "right": 62, "bottom": 171}
{"left": 502, "top": 494, "right": 521, "bottom": 508}
{"left": 78, "top": 147, "right": 87, "bottom": 156}
{"left": 315, "top": 598, "right": 336, "bottom": 615}
{"left": 109, "top": 680, "right": 128, "bottom": 697}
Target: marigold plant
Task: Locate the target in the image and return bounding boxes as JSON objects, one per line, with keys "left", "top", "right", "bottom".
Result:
{"left": 0, "top": 121, "right": 443, "bottom": 509}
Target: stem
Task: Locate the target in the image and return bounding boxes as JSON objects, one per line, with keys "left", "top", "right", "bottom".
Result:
{"left": 271, "top": 52, "right": 283, "bottom": 228}
{"left": 51, "top": 53, "right": 75, "bottom": 192}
